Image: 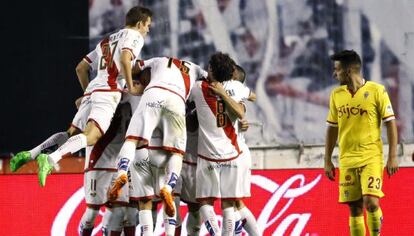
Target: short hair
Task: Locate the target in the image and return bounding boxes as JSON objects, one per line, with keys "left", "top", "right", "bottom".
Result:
{"left": 125, "top": 6, "right": 153, "bottom": 27}
{"left": 330, "top": 50, "right": 362, "bottom": 69}
{"left": 234, "top": 64, "right": 246, "bottom": 83}
{"left": 208, "top": 52, "right": 235, "bottom": 82}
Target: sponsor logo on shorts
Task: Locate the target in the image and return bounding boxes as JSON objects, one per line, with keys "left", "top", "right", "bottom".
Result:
{"left": 339, "top": 181, "right": 355, "bottom": 187}
{"left": 207, "top": 163, "right": 237, "bottom": 171}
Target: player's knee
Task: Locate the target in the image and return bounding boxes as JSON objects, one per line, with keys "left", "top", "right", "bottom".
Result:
{"left": 363, "top": 196, "right": 379, "bottom": 212}
{"left": 81, "top": 207, "right": 99, "bottom": 228}
{"left": 221, "top": 200, "right": 235, "bottom": 209}
{"left": 348, "top": 200, "right": 364, "bottom": 216}
{"left": 139, "top": 199, "right": 153, "bottom": 210}
{"left": 108, "top": 207, "right": 126, "bottom": 231}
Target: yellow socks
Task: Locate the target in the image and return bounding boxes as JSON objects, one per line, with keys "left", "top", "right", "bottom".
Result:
{"left": 349, "top": 216, "right": 366, "bottom": 236}
{"left": 367, "top": 208, "right": 383, "bottom": 236}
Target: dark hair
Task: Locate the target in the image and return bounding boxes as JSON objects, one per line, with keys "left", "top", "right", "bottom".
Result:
{"left": 125, "top": 6, "right": 153, "bottom": 26}
{"left": 234, "top": 64, "right": 246, "bottom": 83}
{"left": 330, "top": 50, "right": 362, "bottom": 69}
{"left": 208, "top": 52, "right": 235, "bottom": 82}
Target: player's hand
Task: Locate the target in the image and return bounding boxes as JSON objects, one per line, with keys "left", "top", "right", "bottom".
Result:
{"left": 324, "top": 160, "right": 335, "bottom": 181}
{"left": 75, "top": 97, "right": 83, "bottom": 109}
{"left": 209, "top": 82, "right": 226, "bottom": 97}
{"left": 386, "top": 156, "right": 399, "bottom": 177}
{"left": 239, "top": 119, "right": 249, "bottom": 132}
{"left": 128, "top": 82, "right": 143, "bottom": 96}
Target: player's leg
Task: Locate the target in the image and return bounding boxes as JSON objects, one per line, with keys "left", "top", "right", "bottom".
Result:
{"left": 10, "top": 128, "right": 74, "bottom": 172}
{"left": 160, "top": 152, "right": 183, "bottom": 217}
{"left": 102, "top": 207, "right": 112, "bottom": 236}
{"left": 108, "top": 139, "right": 143, "bottom": 201}
{"left": 110, "top": 92, "right": 160, "bottom": 197}
{"left": 123, "top": 205, "right": 138, "bottom": 236}
{"left": 339, "top": 167, "right": 365, "bottom": 236}
{"left": 179, "top": 163, "right": 201, "bottom": 236}
{"left": 38, "top": 92, "right": 121, "bottom": 186}
{"left": 80, "top": 170, "right": 105, "bottom": 236}
{"left": 199, "top": 200, "right": 221, "bottom": 236}
{"left": 348, "top": 199, "right": 365, "bottom": 236}
{"left": 235, "top": 200, "right": 259, "bottom": 236}
{"left": 158, "top": 97, "right": 186, "bottom": 218}
{"left": 221, "top": 200, "right": 236, "bottom": 236}
{"left": 139, "top": 199, "right": 154, "bottom": 236}
{"left": 173, "top": 196, "right": 182, "bottom": 236}
{"left": 196, "top": 158, "right": 221, "bottom": 235}
{"left": 361, "top": 162, "right": 385, "bottom": 236}
{"left": 107, "top": 206, "right": 126, "bottom": 236}
{"left": 186, "top": 202, "right": 201, "bottom": 236}
{"left": 79, "top": 206, "right": 100, "bottom": 236}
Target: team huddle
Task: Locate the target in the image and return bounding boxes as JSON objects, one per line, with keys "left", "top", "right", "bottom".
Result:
{"left": 10, "top": 6, "right": 259, "bottom": 236}
{"left": 10, "top": 4, "right": 400, "bottom": 236}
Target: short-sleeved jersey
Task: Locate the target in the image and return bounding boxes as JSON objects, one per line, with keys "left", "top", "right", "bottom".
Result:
{"left": 326, "top": 81, "right": 395, "bottom": 168}
{"left": 83, "top": 50, "right": 99, "bottom": 71}
{"left": 138, "top": 57, "right": 207, "bottom": 102}
{"left": 84, "top": 102, "right": 132, "bottom": 171}
{"left": 85, "top": 29, "right": 144, "bottom": 94}
{"left": 190, "top": 80, "right": 249, "bottom": 161}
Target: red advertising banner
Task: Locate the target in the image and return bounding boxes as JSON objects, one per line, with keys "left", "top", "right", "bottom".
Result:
{"left": 1, "top": 168, "right": 413, "bottom": 235}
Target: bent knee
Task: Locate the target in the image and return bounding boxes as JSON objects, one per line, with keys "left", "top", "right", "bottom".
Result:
{"left": 363, "top": 196, "right": 380, "bottom": 212}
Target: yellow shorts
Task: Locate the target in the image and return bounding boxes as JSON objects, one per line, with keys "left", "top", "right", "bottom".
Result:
{"left": 338, "top": 162, "right": 384, "bottom": 203}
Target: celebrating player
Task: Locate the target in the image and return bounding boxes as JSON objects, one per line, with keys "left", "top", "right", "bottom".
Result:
{"left": 35, "top": 6, "right": 152, "bottom": 187}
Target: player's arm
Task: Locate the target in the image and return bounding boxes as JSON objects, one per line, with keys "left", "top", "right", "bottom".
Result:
{"left": 324, "top": 125, "right": 338, "bottom": 181}
{"left": 120, "top": 50, "right": 140, "bottom": 95}
{"left": 385, "top": 119, "right": 399, "bottom": 177}
{"left": 209, "top": 82, "right": 245, "bottom": 119}
{"left": 75, "top": 59, "right": 90, "bottom": 92}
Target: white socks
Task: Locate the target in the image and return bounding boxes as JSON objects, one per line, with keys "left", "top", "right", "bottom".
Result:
{"left": 239, "top": 206, "right": 260, "bottom": 236}
{"left": 200, "top": 205, "right": 221, "bottom": 236}
{"left": 234, "top": 210, "right": 243, "bottom": 236}
{"left": 116, "top": 141, "right": 138, "bottom": 175}
{"left": 164, "top": 153, "right": 183, "bottom": 192}
{"left": 139, "top": 209, "right": 154, "bottom": 236}
{"left": 29, "top": 131, "right": 69, "bottom": 159}
{"left": 222, "top": 207, "right": 235, "bottom": 236}
{"left": 163, "top": 203, "right": 177, "bottom": 236}
{"left": 49, "top": 133, "right": 87, "bottom": 164}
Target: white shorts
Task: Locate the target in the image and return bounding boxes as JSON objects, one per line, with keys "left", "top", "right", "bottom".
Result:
{"left": 129, "top": 152, "right": 167, "bottom": 202}
{"left": 175, "top": 160, "right": 197, "bottom": 204}
{"left": 72, "top": 95, "right": 91, "bottom": 131}
{"left": 196, "top": 157, "right": 244, "bottom": 200}
{"left": 125, "top": 88, "right": 186, "bottom": 154}
{"left": 72, "top": 91, "right": 121, "bottom": 134}
{"left": 84, "top": 170, "right": 129, "bottom": 207}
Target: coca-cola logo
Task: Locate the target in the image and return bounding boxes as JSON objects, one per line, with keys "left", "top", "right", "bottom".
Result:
{"left": 52, "top": 173, "right": 321, "bottom": 235}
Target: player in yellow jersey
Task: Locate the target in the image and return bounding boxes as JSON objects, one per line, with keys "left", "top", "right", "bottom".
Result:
{"left": 324, "top": 50, "right": 399, "bottom": 236}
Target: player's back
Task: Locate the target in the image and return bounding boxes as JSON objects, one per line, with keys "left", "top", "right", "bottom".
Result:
{"left": 191, "top": 80, "right": 248, "bottom": 161}
{"left": 86, "top": 28, "right": 144, "bottom": 93}
{"left": 139, "top": 57, "right": 207, "bottom": 102}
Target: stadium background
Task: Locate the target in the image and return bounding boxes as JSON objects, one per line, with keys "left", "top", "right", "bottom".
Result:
{"left": 1, "top": 0, "right": 414, "bottom": 235}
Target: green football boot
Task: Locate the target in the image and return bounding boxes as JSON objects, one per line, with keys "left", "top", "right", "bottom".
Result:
{"left": 10, "top": 151, "right": 32, "bottom": 172}
{"left": 36, "top": 154, "right": 53, "bottom": 187}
